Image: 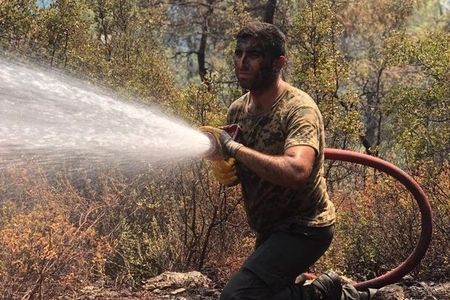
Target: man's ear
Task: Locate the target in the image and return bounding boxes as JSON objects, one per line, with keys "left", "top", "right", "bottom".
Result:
{"left": 272, "top": 56, "right": 287, "bottom": 72}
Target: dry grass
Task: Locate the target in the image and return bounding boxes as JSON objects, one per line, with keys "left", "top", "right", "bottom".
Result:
{"left": 0, "top": 162, "right": 448, "bottom": 299}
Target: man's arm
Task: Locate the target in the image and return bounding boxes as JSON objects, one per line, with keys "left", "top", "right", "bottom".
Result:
{"left": 234, "top": 145, "right": 315, "bottom": 189}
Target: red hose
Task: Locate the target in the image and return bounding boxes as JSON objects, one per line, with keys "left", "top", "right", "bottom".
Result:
{"left": 324, "top": 148, "right": 433, "bottom": 290}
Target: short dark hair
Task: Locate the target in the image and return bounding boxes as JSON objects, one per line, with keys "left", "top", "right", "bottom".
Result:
{"left": 236, "top": 22, "right": 286, "bottom": 58}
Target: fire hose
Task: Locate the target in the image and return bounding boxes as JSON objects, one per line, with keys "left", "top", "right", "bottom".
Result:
{"left": 324, "top": 148, "right": 433, "bottom": 290}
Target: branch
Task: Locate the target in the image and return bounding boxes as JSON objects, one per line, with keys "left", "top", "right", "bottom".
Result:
{"left": 172, "top": 50, "right": 199, "bottom": 59}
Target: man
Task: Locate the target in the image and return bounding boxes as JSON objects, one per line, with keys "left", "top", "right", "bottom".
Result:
{"left": 201, "top": 22, "right": 372, "bottom": 300}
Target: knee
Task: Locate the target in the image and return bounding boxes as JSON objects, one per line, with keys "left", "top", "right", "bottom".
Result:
{"left": 219, "top": 268, "right": 270, "bottom": 300}
{"left": 219, "top": 284, "right": 234, "bottom": 300}
{"left": 219, "top": 272, "right": 248, "bottom": 300}
{"left": 220, "top": 281, "right": 246, "bottom": 300}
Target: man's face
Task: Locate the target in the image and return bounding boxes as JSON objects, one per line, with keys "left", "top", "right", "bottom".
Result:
{"left": 234, "top": 38, "right": 276, "bottom": 91}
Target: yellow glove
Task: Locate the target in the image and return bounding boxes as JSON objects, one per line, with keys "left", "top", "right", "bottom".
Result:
{"left": 209, "top": 158, "right": 239, "bottom": 187}
{"left": 199, "top": 126, "right": 243, "bottom": 159}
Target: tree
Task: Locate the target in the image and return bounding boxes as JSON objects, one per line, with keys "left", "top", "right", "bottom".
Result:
{"left": 39, "top": 0, "right": 92, "bottom": 67}
{"left": 288, "top": 0, "right": 363, "bottom": 150}
{"left": 339, "top": 0, "right": 416, "bottom": 156}
{"left": 0, "top": 0, "right": 38, "bottom": 50}
{"left": 163, "top": 0, "right": 251, "bottom": 85}
{"left": 383, "top": 30, "right": 450, "bottom": 169}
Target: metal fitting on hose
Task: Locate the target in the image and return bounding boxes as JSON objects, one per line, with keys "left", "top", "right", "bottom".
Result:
{"left": 199, "top": 124, "right": 241, "bottom": 159}
{"left": 202, "top": 132, "right": 218, "bottom": 158}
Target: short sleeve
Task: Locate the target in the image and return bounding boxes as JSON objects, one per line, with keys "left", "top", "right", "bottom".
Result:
{"left": 227, "top": 94, "right": 248, "bottom": 125}
{"left": 284, "top": 106, "right": 320, "bottom": 154}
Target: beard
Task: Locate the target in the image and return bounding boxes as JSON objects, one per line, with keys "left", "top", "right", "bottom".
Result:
{"left": 237, "top": 64, "right": 277, "bottom": 91}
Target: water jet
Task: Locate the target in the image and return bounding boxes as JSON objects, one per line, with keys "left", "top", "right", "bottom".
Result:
{"left": 0, "top": 58, "right": 212, "bottom": 172}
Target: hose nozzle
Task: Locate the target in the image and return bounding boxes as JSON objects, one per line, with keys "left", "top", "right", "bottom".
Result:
{"left": 199, "top": 124, "right": 241, "bottom": 159}
{"left": 202, "top": 132, "right": 218, "bottom": 158}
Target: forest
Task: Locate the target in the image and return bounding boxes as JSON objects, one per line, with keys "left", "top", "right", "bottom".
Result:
{"left": 0, "top": 0, "right": 449, "bottom": 299}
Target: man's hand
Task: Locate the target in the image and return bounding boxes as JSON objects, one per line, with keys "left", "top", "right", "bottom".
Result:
{"left": 200, "top": 126, "right": 243, "bottom": 159}
{"left": 209, "top": 158, "right": 240, "bottom": 187}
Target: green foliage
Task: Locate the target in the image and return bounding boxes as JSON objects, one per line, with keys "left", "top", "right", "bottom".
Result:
{"left": 288, "top": 0, "right": 363, "bottom": 148}
{"left": 383, "top": 31, "right": 450, "bottom": 167}
{"left": 407, "top": 0, "right": 450, "bottom": 32}
{"left": 176, "top": 80, "right": 227, "bottom": 126}
{"left": 0, "top": 0, "right": 38, "bottom": 49}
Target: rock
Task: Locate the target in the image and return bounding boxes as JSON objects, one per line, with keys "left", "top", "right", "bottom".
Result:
{"left": 143, "top": 271, "right": 212, "bottom": 291}
{"left": 429, "top": 282, "right": 450, "bottom": 299}
{"left": 202, "top": 288, "right": 219, "bottom": 297}
{"left": 405, "top": 282, "right": 437, "bottom": 300}
{"left": 372, "top": 284, "right": 405, "bottom": 300}
{"left": 171, "top": 288, "right": 187, "bottom": 295}
{"left": 141, "top": 271, "right": 217, "bottom": 299}
{"left": 401, "top": 275, "right": 415, "bottom": 287}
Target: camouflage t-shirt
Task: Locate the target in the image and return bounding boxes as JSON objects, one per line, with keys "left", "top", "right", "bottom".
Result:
{"left": 227, "top": 84, "right": 335, "bottom": 233}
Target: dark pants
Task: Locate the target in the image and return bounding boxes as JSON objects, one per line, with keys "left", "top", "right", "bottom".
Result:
{"left": 220, "top": 222, "right": 334, "bottom": 300}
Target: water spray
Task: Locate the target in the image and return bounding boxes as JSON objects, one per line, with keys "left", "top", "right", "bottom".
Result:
{"left": 0, "top": 58, "right": 212, "bottom": 171}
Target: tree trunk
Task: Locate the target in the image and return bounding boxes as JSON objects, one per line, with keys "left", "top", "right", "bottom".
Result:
{"left": 197, "top": 0, "right": 214, "bottom": 84}
{"left": 264, "top": 0, "right": 277, "bottom": 23}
